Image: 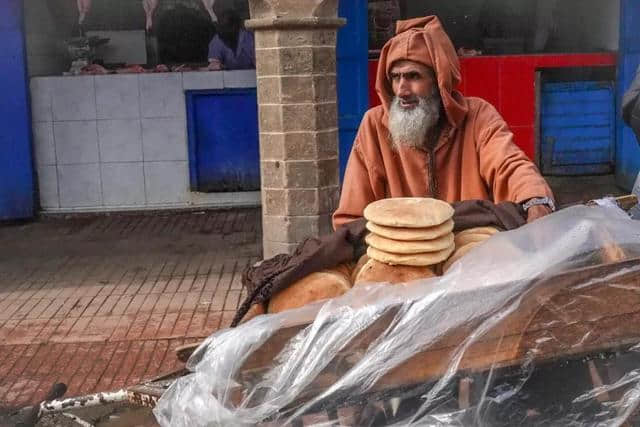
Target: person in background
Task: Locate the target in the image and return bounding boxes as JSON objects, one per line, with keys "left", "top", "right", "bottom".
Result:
{"left": 207, "top": 9, "right": 255, "bottom": 70}
{"left": 622, "top": 65, "right": 640, "bottom": 142}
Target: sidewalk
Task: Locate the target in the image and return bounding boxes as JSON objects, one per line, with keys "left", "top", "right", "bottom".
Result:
{"left": 0, "top": 208, "right": 261, "bottom": 412}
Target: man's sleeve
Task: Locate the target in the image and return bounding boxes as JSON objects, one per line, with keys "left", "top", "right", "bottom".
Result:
{"left": 474, "top": 101, "right": 555, "bottom": 205}
{"left": 208, "top": 37, "right": 223, "bottom": 62}
{"left": 622, "top": 65, "right": 640, "bottom": 142}
{"left": 332, "top": 138, "right": 377, "bottom": 231}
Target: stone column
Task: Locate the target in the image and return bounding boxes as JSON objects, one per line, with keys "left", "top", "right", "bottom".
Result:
{"left": 247, "top": 0, "right": 345, "bottom": 258}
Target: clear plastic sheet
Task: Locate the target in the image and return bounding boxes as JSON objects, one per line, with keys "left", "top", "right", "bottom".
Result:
{"left": 155, "top": 204, "right": 640, "bottom": 426}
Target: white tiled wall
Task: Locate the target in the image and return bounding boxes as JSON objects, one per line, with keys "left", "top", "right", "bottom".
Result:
{"left": 30, "top": 71, "right": 260, "bottom": 212}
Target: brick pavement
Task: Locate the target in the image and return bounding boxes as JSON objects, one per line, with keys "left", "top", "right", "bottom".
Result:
{"left": 0, "top": 208, "right": 261, "bottom": 411}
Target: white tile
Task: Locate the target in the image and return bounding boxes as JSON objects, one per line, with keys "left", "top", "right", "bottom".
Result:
{"left": 223, "top": 70, "right": 257, "bottom": 88}
{"left": 54, "top": 121, "right": 99, "bottom": 164}
{"left": 58, "top": 163, "right": 102, "bottom": 207}
{"left": 139, "top": 73, "right": 185, "bottom": 118}
{"left": 32, "top": 122, "right": 56, "bottom": 165}
{"left": 52, "top": 76, "right": 97, "bottom": 121}
{"left": 182, "top": 71, "right": 224, "bottom": 90}
{"left": 29, "top": 77, "right": 53, "bottom": 122}
{"left": 96, "top": 75, "right": 140, "bottom": 119}
{"left": 144, "top": 161, "right": 188, "bottom": 204}
{"left": 98, "top": 119, "right": 143, "bottom": 162}
{"left": 141, "top": 118, "right": 187, "bottom": 161}
{"left": 36, "top": 165, "right": 59, "bottom": 208}
{"left": 101, "top": 163, "right": 145, "bottom": 206}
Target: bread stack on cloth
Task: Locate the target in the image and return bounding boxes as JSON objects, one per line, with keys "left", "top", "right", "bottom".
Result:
{"left": 355, "top": 197, "right": 455, "bottom": 285}
{"left": 442, "top": 226, "right": 500, "bottom": 273}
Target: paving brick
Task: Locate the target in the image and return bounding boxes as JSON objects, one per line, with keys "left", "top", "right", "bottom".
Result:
{"left": 96, "top": 295, "right": 121, "bottom": 316}
{"left": 6, "top": 319, "right": 48, "bottom": 345}
{"left": 109, "top": 314, "right": 136, "bottom": 341}
{"left": 111, "top": 295, "right": 133, "bottom": 316}
{"left": 0, "top": 208, "right": 261, "bottom": 408}
{"left": 156, "top": 312, "right": 180, "bottom": 339}
{"left": 142, "top": 339, "right": 169, "bottom": 380}
{"left": 94, "top": 341, "right": 130, "bottom": 391}
{"left": 82, "top": 295, "right": 107, "bottom": 317}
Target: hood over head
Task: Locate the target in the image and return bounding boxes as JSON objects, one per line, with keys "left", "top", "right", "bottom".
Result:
{"left": 375, "top": 16, "right": 468, "bottom": 129}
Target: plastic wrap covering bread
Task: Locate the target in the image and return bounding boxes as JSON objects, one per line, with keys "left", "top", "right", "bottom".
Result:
{"left": 154, "top": 202, "right": 640, "bottom": 426}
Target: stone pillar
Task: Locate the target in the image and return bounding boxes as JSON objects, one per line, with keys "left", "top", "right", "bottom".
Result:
{"left": 247, "top": 0, "right": 345, "bottom": 258}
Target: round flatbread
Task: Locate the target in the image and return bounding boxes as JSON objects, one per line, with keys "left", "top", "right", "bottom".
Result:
{"left": 455, "top": 226, "right": 500, "bottom": 238}
{"left": 366, "top": 219, "right": 454, "bottom": 241}
{"left": 354, "top": 258, "right": 436, "bottom": 286}
{"left": 442, "top": 241, "right": 481, "bottom": 273}
{"left": 366, "top": 232, "right": 454, "bottom": 254}
{"left": 454, "top": 232, "right": 492, "bottom": 248}
{"left": 268, "top": 270, "right": 351, "bottom": 313}
{"left": 364, "top": 198, "right": 454, "bottom": 228}
{"left": 351, "top": 254, "right": 370, "bottom": 284}
{"left": 367, "top": 244, "right": 455, "bottom": 267}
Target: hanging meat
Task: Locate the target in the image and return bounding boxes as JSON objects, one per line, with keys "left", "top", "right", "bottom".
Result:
{"left": 201, "top": 0, "right": 218, "bottom": 22}
{"left": 143, "top": 0, "right": 160, "bottom": 31}
{"left": 77, "top": 0, "right": 92, "bottom": 24}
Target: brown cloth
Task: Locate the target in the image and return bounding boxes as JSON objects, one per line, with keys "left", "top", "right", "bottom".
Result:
{"left": 231, "top": 219, "right": 367, "bottom": 327}
{"left": 332, "top": 16, "right": 554, "bottom": 230}
{"left": 232, "top": 200, "right": 526, "bottom": 326}
{"left": 452, "top": 200, "right": 526, "bottom": 232}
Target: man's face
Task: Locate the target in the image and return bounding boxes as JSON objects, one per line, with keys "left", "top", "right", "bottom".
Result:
{"left": 389, "top": 60, "right": 437, "bottom": 109}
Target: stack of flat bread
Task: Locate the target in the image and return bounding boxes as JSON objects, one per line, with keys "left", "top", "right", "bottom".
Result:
{"left": 355, "top": 198, "right": 455, "bottom": 285}
{"left": 442, "top": 226, "right": 500, "bottom": 273}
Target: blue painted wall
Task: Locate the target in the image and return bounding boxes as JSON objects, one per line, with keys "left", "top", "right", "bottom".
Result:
{"left": 616, "top": 0, "right": 640, "bottom": 190}
{"left": 337, "top": 0, "right": 369, "bottom": 182}
{"left": 0, "top": 0, "right": 35, "bottom": 219}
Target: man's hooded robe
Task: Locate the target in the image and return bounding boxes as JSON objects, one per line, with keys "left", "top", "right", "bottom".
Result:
{"left": 333, "top": 16, "right": 554, "bottom": 229}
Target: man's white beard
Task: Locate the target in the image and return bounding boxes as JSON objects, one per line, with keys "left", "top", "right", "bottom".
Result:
{"left": 388, "top": 93, "right": 441, "bottom": 151}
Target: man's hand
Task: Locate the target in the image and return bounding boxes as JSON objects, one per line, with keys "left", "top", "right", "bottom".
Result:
{"left": 526, "top": 205, "right": 552, "bottom": 223}
{"left": 208, "top": 59, "right": 223, "bottom": 71}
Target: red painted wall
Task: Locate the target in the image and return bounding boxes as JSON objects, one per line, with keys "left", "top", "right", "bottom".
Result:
{"left": 368, "top": 54, "right": 617, "bottom": 159}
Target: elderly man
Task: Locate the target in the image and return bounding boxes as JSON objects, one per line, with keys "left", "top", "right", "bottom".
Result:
{"left": 333, "top": 16, "right": 555, "bottom": 230}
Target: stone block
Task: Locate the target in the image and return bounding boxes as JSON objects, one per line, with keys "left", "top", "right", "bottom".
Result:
{"left": 312, "top": 47, "right": 337, "bottom": 74}
{"left": 257, "top": 77, "right": 280, "bottom": 104}
{"left": 318, "top": 159, "right": 340, "bottom": 187}
{"left": 280, "top": 47, "right": 315, "bottom": 75}
{"left": 255, "top": 49, "right": 280, "bottom": 76}
{"left": 281, "top": 104, "right": 316, "bottom": 131}
{"left": 261, "top": 160, "right": 285, "bottom": 188}
{"left": 262, "top": 214, "right": 325, "bottom": 243}
{"left": 263, "top": 240, "right": 298, "bottom": 258}
{"left": 258, "top": 104, "right": 282, "bottom": 132}
{"left": 263, "top": 189, "right": 286, "bottom": 215}
{"left": 285, "top": 189, "right": 319, "bottom": 216}
{"left": 316, "top": 129, "right": 339, "bottom": 159}
{"left": 318, "top": 186, "right": 340, "bottom": 214}
{"left": 259, "top": 133, "right": 285, "bottom": 160}
{"left": 315, "top": 102, "right": 338, "bottom": 130}
{"left": 254, "top": 30, "right": 278, "bottom": 49}
{"left": 312, "top": 75, "right": 337, "bottom": 102}
{"left": 279, "top": 75, "right": 314, "bottom": 103}
{"left": 285, "top": 160, "right": 319, "bottom": 188}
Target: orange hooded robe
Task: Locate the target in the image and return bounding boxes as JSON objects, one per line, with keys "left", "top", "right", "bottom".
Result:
{"left": 333, "top": 16, "right": 554, "bottom": 230}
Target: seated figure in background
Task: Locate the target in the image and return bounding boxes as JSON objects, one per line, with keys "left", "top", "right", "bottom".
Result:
{"left": 207, "top": 9, "right": 255, "bottom": 70}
